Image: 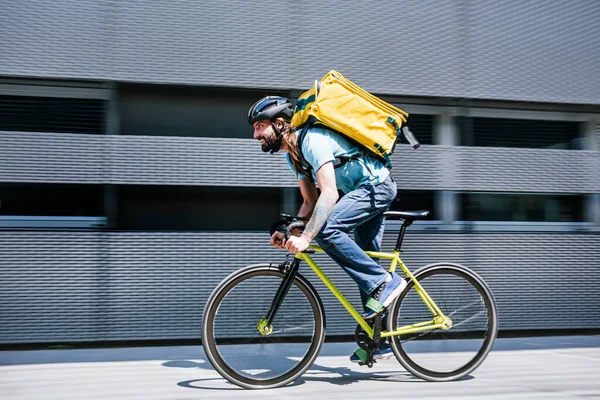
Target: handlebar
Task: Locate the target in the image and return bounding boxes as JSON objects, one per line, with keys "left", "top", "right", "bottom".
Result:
{"left": 285, "top": 221, "right": 306, "bottom": 240}
{"left": 269, "top": 214, "right": 315, "bottom": 254}
{"left": 269, "top": 214, "right": 307, "bottom": 237}
{"left": 402, "top": 126, "right": 420, "bottom": 149}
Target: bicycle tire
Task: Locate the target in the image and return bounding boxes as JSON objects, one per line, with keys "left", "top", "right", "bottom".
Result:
{"left": 202, "top": 264, "right": 326, "bottom": 389}
{"left": 388, "top": 263, "right": 498, "bottom": 382}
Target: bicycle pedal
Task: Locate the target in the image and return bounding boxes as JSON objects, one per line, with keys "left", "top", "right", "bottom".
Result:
{"left": 358, "top": 360, "right": 377, "bottom": 368}
{"left": 358, "top": 360, "right": 376, "bottom": 368}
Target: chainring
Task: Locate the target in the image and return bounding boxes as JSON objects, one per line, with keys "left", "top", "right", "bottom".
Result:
{"left": 354, "top": 323, "right": 377, "bottom": 351}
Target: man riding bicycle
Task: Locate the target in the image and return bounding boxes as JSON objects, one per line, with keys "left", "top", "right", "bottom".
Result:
{"left": 248, "top": 96, "right": 407, "bottom": 361}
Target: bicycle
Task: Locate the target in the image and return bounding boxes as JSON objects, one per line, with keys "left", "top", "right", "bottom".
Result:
{"left": 202, "top": 210, "right": 498, "bottom": 389}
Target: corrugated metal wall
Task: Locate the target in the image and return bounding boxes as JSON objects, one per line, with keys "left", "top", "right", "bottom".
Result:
{"left": 1, "top": 132, "right": 599, "bottom": 343}
{"left": 1, "top": 231, "right": 599, "bottom": 344}
{"left": 2, "top": 132, "right": 599, "bottom": 192}
{"left": 1, "top": 1, "right": 599, "bottom": 103}
{"left": 1, "top": 1, "right": 599, "bottom": 344}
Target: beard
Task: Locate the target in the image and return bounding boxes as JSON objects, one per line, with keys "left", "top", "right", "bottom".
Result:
{"left": 260, "top": 134, "right": 282, "bottom": 153}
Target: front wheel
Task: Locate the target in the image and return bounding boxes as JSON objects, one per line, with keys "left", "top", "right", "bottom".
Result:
{"left": 388, "top": 263, "right": 498, "bottom": 382}
{"left": 202, "top": 264, "right": 326, "bottom": 389}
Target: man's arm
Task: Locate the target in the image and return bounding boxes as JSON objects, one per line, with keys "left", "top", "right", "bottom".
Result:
{"left": 297, "top": 176, "right": 319, "bottom": 220}
{"left": 271, "top": 176, "right": 317, "bottom": 248}
{"left": 300, "top": 161, "right": 338, "bottom": 242}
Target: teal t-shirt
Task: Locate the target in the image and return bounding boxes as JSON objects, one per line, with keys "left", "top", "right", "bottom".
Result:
{"left": 287, "top": 126, "right": 389, "bottom": 193}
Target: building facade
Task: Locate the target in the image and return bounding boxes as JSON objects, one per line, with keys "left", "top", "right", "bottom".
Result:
{"left": 1, "top": 1, "right": 599, "bottom": 344}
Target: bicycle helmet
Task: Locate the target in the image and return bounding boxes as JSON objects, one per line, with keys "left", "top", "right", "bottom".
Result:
{"left": 247, "top": 96, "right": 293, "bottom": 125}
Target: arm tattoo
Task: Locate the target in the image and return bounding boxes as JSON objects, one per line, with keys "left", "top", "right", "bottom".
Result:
{"left": 301, "top": 191, "right": 337, "bottom": 241}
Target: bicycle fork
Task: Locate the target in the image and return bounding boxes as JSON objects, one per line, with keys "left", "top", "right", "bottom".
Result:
{"left": 256, "top": 257, "right": 301, "bottom": 336}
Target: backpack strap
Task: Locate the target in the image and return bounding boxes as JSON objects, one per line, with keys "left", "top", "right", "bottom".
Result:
{"left": 297, "top": 126, "right": 367, "bottom": 182}
{"left": 296, "top": 126, "right": 314, "bottom": 182}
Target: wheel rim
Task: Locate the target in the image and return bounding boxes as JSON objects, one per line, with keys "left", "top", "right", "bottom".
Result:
{"left": 390, "top": 266, "right": 497, "bottom": 380}
{"left": 203, "top": 269, "right": 323, "bottom": 386}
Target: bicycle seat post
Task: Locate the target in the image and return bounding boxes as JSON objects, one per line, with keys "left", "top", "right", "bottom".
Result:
{"left": 395, "top": 219, "right": 413, "bottom": 252}
{"left": 384, "top": 211, "right": 429, "bottom": 252}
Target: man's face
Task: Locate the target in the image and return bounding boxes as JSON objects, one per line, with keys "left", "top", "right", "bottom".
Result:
{"left": 253, "top": 120, "right": 280, "bottom": 153}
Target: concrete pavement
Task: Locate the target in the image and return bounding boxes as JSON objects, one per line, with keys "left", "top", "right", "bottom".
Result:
{"left": 1, "top": 336, "right": 599, "bottom": 399}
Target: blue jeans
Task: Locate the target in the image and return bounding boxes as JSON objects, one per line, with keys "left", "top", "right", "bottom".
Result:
{"left": 315, "top": 175, "right": 397, "bottom": 304}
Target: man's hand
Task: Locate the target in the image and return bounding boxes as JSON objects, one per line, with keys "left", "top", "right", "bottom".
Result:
{"left": 285, "top": 236, "right": 310, "bottom": 254}
{"left": 270, "top": 231, "right": 286, "bottom": 249}
{"left": 290, "top": 227, "right": 304, "bottom": 237}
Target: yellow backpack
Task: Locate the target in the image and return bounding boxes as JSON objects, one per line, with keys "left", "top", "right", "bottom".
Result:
{"left": 292, "top": 70, "right": 420, "bottom": 169}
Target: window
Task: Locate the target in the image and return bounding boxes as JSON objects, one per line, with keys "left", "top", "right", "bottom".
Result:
{"left": 119, "top": 85, "right": 436, "bottom": 144}
{"left": 0, "top": 183, "right": 104, "bottom": 217}
{"left": 0, "top": 183, "right": 106, "bottom": 229}
{"left": 400, "top": 114, "right": 434, "bottom": 145}
{"left": 459, "top": 117, "right": 582, "bottom": 149}
{"left": 0, "top": 95, "right": 105, "bottom": 134}
{"left": 390, "top": 190, "right": 436, "bottom": 220}
{"left": 119, "top": 85, "right": 281, "bottom": 138}
{"left": 117, "top": 185, "right": 282, "bottom": 231}
{"left": 459, "top": 193, "right": 584, "bottom": 222}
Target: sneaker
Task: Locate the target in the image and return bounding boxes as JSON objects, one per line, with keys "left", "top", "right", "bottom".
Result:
{"left": 363, "top": 272, "right": 407, "bottom": 319}
{"left": 349, "top": 341, "right": 395, "bottom": 363}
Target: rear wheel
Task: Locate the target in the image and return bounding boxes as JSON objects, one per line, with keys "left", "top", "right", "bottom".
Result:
{"left": 388, "top": 263, "right": 498, "bottom": 381}
{"left": 202, "top": 264, "right": 325, "bottom": 389}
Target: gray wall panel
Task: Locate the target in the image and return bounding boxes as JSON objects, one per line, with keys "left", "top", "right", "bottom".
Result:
{"left": 110, "top": 1, "right": 295, "bottom": 89}
{"left": 2, "top": 1, "right": 598, "bottom": 104}
{"left": 392, "top": 233, "right": 600, "bottom": 330}
{"left": 0, "top": 0, "right": 110, "bottom": 79}
{"left": 108, "top": 136, "right": 298, "bottom": 187}
{"left": 455, "top": 147, "right": 599, "bottom": 193}
{"left": 289, "top": 0, "right": 464, "bottom": 98}
{"left": 105, "top": 233, "right": 356, "bottom": 341}
{"left": 0, "top": 232, "right": 107, "bottom": 342}
{"left": 391, "top": 145, "right": 457, "bottom": 190}
{"left": 469, "top": 1, "right": 600, "bottom": 104}
{"left": 3, "top": 133, "right": 598, "bottom": 193}
{"left": 0, "top": 131, "right": 106, "bottom": 184}
{"left": 1, "top": 231, "right": 598, "bottom": 343}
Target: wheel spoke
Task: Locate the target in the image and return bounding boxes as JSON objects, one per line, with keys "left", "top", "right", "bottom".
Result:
{"left": 270, "top": 323, "right": 315, "bottom": 335}
{"left": 450, "top": 310, "right": 487, "bottom": 329}
{"left": 447, "top": 299, "right": 483, "bottom": 317}
{"left": 202, "top": 266, "right": 325, "bottom": 389}
{"left": 390, "top": 264, "right": 498, "bottom": 382}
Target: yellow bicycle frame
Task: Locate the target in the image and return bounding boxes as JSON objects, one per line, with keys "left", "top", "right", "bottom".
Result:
{"left": 297, "top": 245, "right": 452, "bottom": 340}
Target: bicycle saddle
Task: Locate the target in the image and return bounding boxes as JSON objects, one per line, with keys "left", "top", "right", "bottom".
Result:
{"left": 383, "top": 210, "right": 430, "bottom": 220}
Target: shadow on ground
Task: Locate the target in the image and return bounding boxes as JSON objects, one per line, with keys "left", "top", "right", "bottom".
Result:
{"left": 166, "top": 358, "right": 473, "bottom": 390}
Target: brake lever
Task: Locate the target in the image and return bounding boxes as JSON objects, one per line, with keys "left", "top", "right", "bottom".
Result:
{"left": 269, "top": 215, "right": 314, "bottom": 253}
